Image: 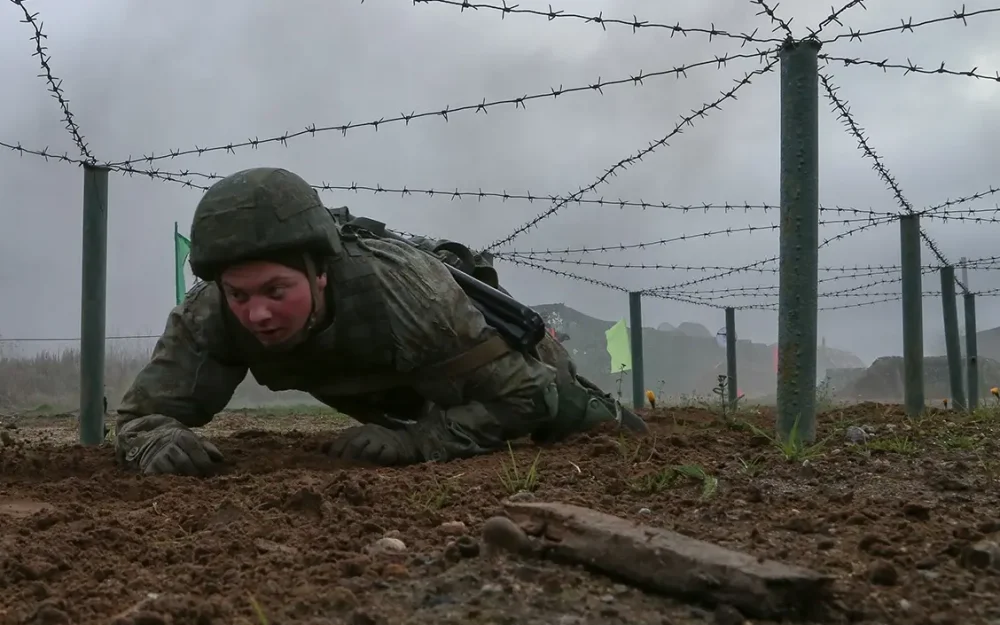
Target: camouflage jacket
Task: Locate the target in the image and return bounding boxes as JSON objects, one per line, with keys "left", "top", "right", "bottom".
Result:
{"left": 116, "top": 233, "right": 526, "bottom": 432}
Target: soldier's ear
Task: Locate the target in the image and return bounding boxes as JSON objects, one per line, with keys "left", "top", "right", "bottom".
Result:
{"left": 315, "top": 272, "right": 328, "bottom": 289}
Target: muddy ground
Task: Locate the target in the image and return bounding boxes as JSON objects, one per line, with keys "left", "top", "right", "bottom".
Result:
{"left": 0, "top": 402, "right": 998, "bottom": 625}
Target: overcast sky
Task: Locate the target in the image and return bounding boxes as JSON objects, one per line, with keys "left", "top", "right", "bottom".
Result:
{"left": 1, "top": 0, "right": 998, "bottom": 365}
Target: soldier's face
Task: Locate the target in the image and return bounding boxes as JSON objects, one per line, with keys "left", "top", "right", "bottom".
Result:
{"left": 220, "top": 261, "right": 327, "bottom": 346}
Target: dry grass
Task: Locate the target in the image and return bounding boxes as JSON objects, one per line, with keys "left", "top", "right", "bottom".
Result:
{"left": 0, "top": 338, "right": 317, "bottom": 414}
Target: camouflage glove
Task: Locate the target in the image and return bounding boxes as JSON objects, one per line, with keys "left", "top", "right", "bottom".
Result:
{"left": 116, "top": 415, "right": 224, "bottom": 477}
{"left": 530, "top": 378, "right": 647, "bottom": 444}
{"left": 324, "top": 424, "right": 421, "bottom": 466}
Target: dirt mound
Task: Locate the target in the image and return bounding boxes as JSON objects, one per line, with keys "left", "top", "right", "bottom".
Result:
{"left": 1, "top": 405, "right": 999, "bottom": 624}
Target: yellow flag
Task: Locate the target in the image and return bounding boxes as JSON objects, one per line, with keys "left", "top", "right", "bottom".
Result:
{"left": 605, "top": 319, "right": 632, "bottom": 373}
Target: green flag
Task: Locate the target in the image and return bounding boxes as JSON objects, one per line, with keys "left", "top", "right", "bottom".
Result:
{"left": 174, "top": 222, "right": 191, "bottom": 305}
{"left": 605, "top": 319, "right": 632, "bottom": 373}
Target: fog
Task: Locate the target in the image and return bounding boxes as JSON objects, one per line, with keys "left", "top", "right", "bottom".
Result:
{"left": 2, "top": 0, "right": 998, "bottom": 366}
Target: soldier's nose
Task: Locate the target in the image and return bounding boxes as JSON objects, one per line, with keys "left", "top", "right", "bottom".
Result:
{"left": 248, "top": 305, "right": 272, "bottom": 323}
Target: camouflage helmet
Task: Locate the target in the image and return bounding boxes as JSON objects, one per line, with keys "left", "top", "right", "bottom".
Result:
{"left": 188, "top": 167, "right": 340, "bottom": 280}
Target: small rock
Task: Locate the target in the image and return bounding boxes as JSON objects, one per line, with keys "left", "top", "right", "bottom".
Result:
{"left": 899, "top": 599, "right": 912, "bottom": 611}
{"left": 869, "top": 560, "right": 898, "bottom": 586}
{"left": 845, "top": 426, "right": 868, "bottom": 443}
{"left": 960, "top": 540, "right": 1000, "bottom": 570}
{"left": 637, "top": 507, "right": 652, "bottom": 516}
{"left": 330, "top": 587, "right": 359, "bottom": 610}
{"left": 439, "top": 521, "right": 467, "bottom": 535}
{"left": 713, "top": 603, "right": 745, "bottom": 625}
{"left": 366, "top": 537, "right": 406, "bottom": 554}
{"left": 481, "top": 515, "right": 531, "bottom": 555}
{"left": 480, "top": 583, "right": 503, "bottom": 593}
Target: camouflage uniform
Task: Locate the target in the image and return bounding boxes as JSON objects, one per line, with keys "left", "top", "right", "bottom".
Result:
{"left": 115, "top": 167, "right": 646, "bottom": 476}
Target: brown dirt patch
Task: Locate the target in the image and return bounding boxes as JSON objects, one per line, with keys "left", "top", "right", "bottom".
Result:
{"left": 1, "top": 403, "right": 999, "bottom": 624}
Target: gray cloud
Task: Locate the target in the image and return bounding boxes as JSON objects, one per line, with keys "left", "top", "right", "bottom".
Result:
{"left": 1, "top": 0, "right": 998, "bottom": 364}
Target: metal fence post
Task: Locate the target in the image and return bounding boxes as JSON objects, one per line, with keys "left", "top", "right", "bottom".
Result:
{"left": 725, "top": 307, "right": 738, "bottom": 409}
{"left": 899, "top": 214, "right": 925, "bottom": 417}
{"left": 964, "top": 292, "right": 979, "bottom": 412}
{"left": 777, "top": 38, "right": 821, "bottom": 443}
{"left": 940, "top": 265, "right": 966, "bottom": 411}
{"left": 80, "top": 164, "right": 110, "bottom": 445}
{"left": 628, "top": 291, "right": 646, "bottom": 410}
{"left": 628, "top": 291, "right": 645, "bottom": 410}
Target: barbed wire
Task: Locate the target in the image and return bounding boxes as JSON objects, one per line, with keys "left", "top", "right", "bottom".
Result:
{"left": 749, "top": 0, "right": 795, "bottom": 39}
{"left": 410, "top": 0, "right": 784, "bottom": 46}
{"left": 810, "top": 0, "right": 867, "bottom": 40}
{"left": 510, "top": 214, "right": 896, "bottom": 257}
{"left": 508, "top": 254, "right": 1000, "bottom": 278}
{"left": 0, "top": 140, "right": 212, "bottom": 190}
{"left": 8, "top": 135, "right": 1000, "bottom": 230}
{"left": 0, "top": 334, "right": 159, "bottom": 343}
{"left": 821, "top": 54, "right": 1000, "bottom": 82}
{"left": 820, "top": 6, "right": 1000, "bottom": 43}
{"left": 925, "top": 184, "right": 1000, "bottom": 213}
{"left": 484, "top": 57, "right": 781, "bottom": 251}
{"left": 671, "top": 270, "right": 923, "bottom": 300}
{"left": 819, "top": 71, "right": 967, "bottom": 292}
{"left": 102, "top": 50, "right": 771, "bottom": 170}
{"left": 9, "top": 0, "right": 94, "bottom": 163}
{"left": 495, "top": 255, "right": 729, "bottom": 309}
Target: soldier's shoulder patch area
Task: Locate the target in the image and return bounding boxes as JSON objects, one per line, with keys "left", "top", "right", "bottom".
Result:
{"left": 177, "top": 281, "right": 231, "bottom": 352}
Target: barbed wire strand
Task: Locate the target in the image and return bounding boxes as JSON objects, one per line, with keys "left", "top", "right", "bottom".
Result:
{"left": 485, "top": 57, "right": 781, "bottom": 251}
{"left": 8, "top": 0, "right": 94, "bottom": 162}
{"left": 410, "top": 0, "right": 784, "bottom": 45}
{"left": 496, "top": 255, "right": 732, "bottom": 309}
{"left": 504, "top": 252, "right": 1000, "bottom": 275}
{"left": 820, "top": 54, "right": 1000, "bottom": 82}
{"left": 818, "top": 70, "right": 967, "bottom": 292}
{"left": 514, "top": 213, "right": 895, "bottom": 257}
{"left": 103, "top": 51, "right": 771, "bottom": 170}
{"left": 821, "top": 6, "right": 1000, "bottom": 44}
{"left": 809, "top": 0, "right": 867, "bottom": 40}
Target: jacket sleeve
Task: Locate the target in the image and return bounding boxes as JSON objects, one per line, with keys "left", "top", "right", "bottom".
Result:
{"left": 116, "top": 281, "right": 248, "bottom": 433}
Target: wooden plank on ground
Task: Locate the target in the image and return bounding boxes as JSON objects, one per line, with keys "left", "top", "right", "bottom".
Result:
{"left": 504, "top": 501, "right": 833, "bottom": 620}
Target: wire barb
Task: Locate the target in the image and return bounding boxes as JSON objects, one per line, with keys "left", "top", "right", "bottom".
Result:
{"left": 411, "top": 0, "right": 784, "bottom": 45}
{"left": 9, "top": 0, "right": 94, "bottom": 163}
{"left": 104, "top": 51, "right": 771, "bottom": 169}
{"left": 485, "top": 55, "right": 780, "bottom": 251}
{"left": 819, "top": 71, "right": 966, "bottom": 292}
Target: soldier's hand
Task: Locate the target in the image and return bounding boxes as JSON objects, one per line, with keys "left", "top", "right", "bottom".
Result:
{"left": 324, "top": 424, "right": 419, "bottom": 466}
{"left": 119, "top": 418, "right": 224, "bottom": 477}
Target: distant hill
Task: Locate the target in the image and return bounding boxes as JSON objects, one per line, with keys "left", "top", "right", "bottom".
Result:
{"left": 531, "top": 303, "right": 864, "bottom": 401}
